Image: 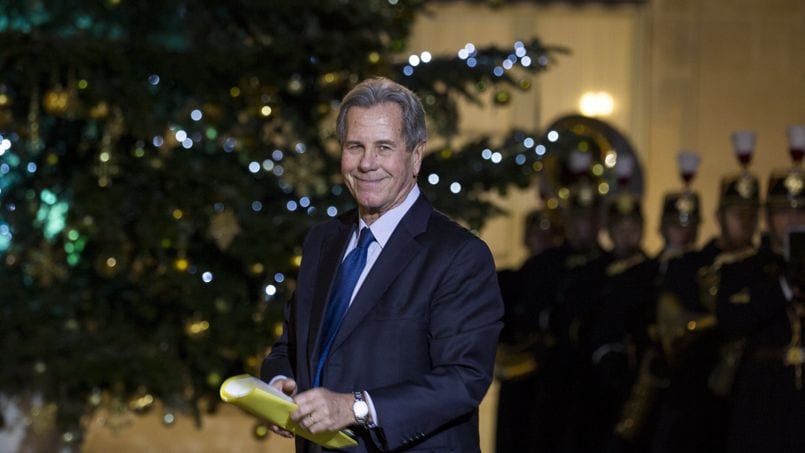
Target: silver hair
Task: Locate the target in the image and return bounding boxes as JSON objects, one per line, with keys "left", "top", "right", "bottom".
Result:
{"left": 336, "top": 77, "right": 427, "bottom": 151}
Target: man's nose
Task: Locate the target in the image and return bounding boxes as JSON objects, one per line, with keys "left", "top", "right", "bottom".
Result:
{"left": 358, "top": 150, "right": 377, "bottom": 170}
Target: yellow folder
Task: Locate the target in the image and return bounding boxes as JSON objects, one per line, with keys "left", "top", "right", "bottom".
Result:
{"left": 219, "top": 374, "right": 358, "bottom": 448}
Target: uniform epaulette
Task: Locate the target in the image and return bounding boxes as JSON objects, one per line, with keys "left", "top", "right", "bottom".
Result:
{"left": 607, "top": 253, "right": 647, "bottom": 277}
{"left": 696, "top": 246, "right": 758, "bottom": 312}
{"left": 658, "top": 243, "right": 698, "bottom": 265}
{"left": 711, "top": 246, "right": 758, "bottom": 272}
{"left": 566, "top": 253, "right": 596, "bottom": 269}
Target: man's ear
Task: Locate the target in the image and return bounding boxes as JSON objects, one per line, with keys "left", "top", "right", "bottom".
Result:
{"left": 411, "top": 141, "right": 425, "bottom": 178}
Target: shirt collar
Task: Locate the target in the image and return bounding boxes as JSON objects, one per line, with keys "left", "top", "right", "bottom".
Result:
{"left": 358, "top": 185, "right": 420, "bottom": 249}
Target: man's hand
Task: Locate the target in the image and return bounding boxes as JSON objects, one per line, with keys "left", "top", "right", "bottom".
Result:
{"left": 268, "top": 378, "right": 298, "bottom": 438}
{"left": 290, "top": 388, "right": 355, "bottom": 434}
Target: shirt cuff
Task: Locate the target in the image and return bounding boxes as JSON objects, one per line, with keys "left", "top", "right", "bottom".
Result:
{"left": 364, "top": 390, "right": 379, "bottom": 428}
{"left": 268, "top": 375, "right": 289, "bottom": 387}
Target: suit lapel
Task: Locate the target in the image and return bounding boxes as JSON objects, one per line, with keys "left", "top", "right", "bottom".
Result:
{"left": 330, "top": 195, "right": 431, "bottom": 353}
{"left": 306, "top": 214, "right": 356, "bottom": 374}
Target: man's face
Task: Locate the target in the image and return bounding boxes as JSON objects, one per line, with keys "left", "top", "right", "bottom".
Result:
{"left": 661, "top": 223, "right": 698, "bottom": 251}
{"left": 768, "top": 207, "right": 805, "bottom": 248}
{"left": 719, "top": 205, "right": 758, "bottom": 249}
{"left": 564, "top": 210, "right": 600, "bottom": 250}
{"left": 341, "top": 103, "right": 422, "bottom": 223}
{"left": 525, "top": 228, "right": 553, "bottom": 257}
{"left": 609, "top": 218, "right": 643, "bottom": 257}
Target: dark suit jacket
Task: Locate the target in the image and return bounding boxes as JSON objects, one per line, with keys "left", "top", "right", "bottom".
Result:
{"left": 261, "top": 194, "right": 503, "bottom": 452}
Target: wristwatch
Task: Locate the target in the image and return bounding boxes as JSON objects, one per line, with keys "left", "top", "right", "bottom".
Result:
{"left": 352, "top": 391, "right": 370, "bottom": 427}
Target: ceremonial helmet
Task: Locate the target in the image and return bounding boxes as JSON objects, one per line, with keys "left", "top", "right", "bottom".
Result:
{"left": 718, "top": 130, "right": 760, "bottom": 209}
{"left": 607, "top": 154, "right": 643, "bottom": 224}
{"left": 766, "top": 125, "right": 805, "bottom": 210}
{"left": 661, "top": 151, "right": 701, "bottom": 227}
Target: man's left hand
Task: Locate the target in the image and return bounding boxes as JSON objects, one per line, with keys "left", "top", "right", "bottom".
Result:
{"left": 290, "top": 388, "right": 355, "bottom": 434}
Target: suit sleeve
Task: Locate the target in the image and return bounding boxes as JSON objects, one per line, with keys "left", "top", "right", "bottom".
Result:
{"left": 367, "top": 236, "right": 504, "bottom": 450}
{"left": 259, "top": 289, "right": 297, "bottom": 382}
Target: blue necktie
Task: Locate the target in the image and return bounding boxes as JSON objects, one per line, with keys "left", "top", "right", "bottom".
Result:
{"left": 313, "top": 227, "right": 376, "bottom": 387}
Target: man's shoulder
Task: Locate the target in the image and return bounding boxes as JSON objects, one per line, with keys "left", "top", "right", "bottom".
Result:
{"left": 424, "top": 209, "right": 484, "bottom": 246}
{"left": 302, "top": 212, "right": 353, "bottom": 246}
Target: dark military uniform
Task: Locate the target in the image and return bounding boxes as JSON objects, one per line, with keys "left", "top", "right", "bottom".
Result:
{"left": 716, "top": 250, "right": 803, "bottom": 452}
{"left": 495, "top": 208, "right": 563, "bottom": 453}
{"left": 614, "top": 189, "right": 702, "bottom": 452}
{"left": 716, "top": 167, "right": 805, "bottom": 453}
{"left": 591, "top": 251, "right": 659, "bottom": 452}
{"left": 512, "top": 181, "right": 607, "bottom": 453}
{"left": 508, "top": 240, "right": 605, "bottom": 453}
{"left": 573, "top": 192, "right": 658, "bottom": 453}
{"left": 651, "top": 170, "right": 761, "bottom": 453}
{"left": 555, "top": 244, "right": 609, "bottom": 453}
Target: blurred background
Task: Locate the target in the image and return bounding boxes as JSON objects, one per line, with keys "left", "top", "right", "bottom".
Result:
{"left": 0, "top": 0, "right": 802, "bottom": 451}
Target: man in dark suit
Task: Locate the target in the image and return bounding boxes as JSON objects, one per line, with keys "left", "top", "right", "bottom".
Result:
{"left": 260, "top": 77, "right": 504, "bottom": 452}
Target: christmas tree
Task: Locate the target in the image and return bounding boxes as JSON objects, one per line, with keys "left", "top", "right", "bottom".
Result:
{"left": 0, "top": 0, "right": 575, "bottom": 445}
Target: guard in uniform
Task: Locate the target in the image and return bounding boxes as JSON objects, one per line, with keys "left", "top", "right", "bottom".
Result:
{"left": 495, "top": 206, "right": 563, "bottom": 453}
{"left": 657, "top": 151, "right": 703, "bottom": 273}
{"left": 588, "top": 190, "right": 659, "bottom": 453}
{"left": 614, "top": 152, "right": 702, "bottom": 449}
{"left": 716, "top": 135, "right": 805, "bottom": 453}
{"left": 517, "top": 176, "right": 607, "bottom": 452}
{"left": 651, "top": 132, "right": 761, "bottom": 453}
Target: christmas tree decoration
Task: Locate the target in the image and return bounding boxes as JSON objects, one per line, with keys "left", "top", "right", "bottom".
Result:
{"left": 207, "top": 210, "right": 241, "bottom": 251}
{"left": 493, "top": 89, "right": 511, "bottom": 105}
{"left": 280, "top": 151, "right": 328, "bottom": 197}
{"left": 24, "top": 242, "right": 67, "bottom": 287}
{"left": 43, "top": 86, "right": 77, "bottom": 117}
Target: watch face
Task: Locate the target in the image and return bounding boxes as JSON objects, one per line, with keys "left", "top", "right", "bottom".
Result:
{"left": 353, "top": 400, "right": 369, "bottom": 418}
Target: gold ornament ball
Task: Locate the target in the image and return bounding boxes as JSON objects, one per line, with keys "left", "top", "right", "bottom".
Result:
{"left": 185, "top": 319, "right": 210, "bottom": 338}
{"left": 89, "top": 102, "right": 110, "bottom": 119}
{"left": 44, "top": 88, "right": 69, "bottom": 114}
{"left": 493, "top": 90, "right": 511, "bottom": 105}
{"left": 43, "top": 87, "right": 80, "bottom": 117}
